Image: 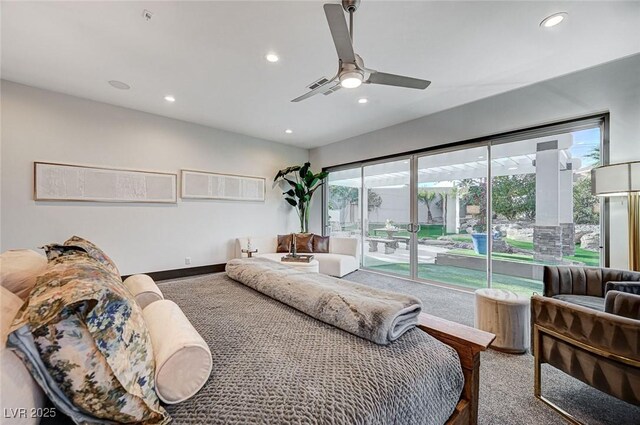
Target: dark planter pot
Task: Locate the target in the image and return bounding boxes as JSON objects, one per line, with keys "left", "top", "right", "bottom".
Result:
{"left": 471, "top": 233, "right": 487, "bottom": 255}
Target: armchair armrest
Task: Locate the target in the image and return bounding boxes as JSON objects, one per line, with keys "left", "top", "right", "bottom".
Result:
{"left": 532, "top": 295, "right": 639, "bottom": 363}
{"left": 605, "top": 290, "right": 640, "bottom": 320}
{"left": 606, "top": 281, "right": 640, "bottom": 295}
{"left": 329, "top": 237, "right": 359, "bottom": 258}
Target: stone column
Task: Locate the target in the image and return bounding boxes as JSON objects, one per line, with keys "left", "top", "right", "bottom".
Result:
{"left": 559, "top": 162, "right": 575, "bottom": 256}
{"left": 534, "top": 141, "right": 563, "bottom": 263}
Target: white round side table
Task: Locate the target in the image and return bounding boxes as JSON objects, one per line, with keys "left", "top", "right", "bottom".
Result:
{"left": 474, "top": 288, "right": 530, "bottom": 354}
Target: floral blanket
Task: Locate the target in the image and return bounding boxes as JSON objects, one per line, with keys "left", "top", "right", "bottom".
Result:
{"left": 8, "top": 248, "right": 169, "bottom": 424}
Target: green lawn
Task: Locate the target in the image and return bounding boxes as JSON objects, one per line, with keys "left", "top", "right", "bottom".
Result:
{"left": 372, "top": 224, "right": 448, "bottom": 239}
{"left": 364, "top": 260, "right": 542, "bottom": 296}
{"left": 449, "top": 238, "right": 599, "bottom": 267}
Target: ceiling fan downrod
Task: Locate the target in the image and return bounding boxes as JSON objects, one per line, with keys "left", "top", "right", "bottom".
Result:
{"left": 343, "top": 0, "right": 359, "bottom": 42}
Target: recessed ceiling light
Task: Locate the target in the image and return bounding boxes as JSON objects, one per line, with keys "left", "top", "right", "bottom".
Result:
{"left": 508, "top": 166, "right": 518, "bottom": 170}
{"left": 266, "top": 53, "right": 279, "bottom": 63}
{"left": 164, "top": 95, "right": 176, "bottom": 102}
{"left": 108, "top": 80, "right": 130, "bottom": 90}
{"left": 540, "top": 12, "right": 567, "bottom": 28}
{"left": 285, "top": 129, "right": 293, "bottom": 134}
{"left": 358, "top": 98, "right": 368, "bottom": 104}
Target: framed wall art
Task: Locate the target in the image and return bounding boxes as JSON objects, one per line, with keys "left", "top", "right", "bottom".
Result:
{"left": 34, "top": 162, "right": 177, "bottom": 203}
{"left": 181, "top": 169, "right": 265, "bottom": 202}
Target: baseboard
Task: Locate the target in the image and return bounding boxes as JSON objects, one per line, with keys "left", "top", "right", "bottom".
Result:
{"left": 121, "top": 263, "right": 226, "bottom": 282}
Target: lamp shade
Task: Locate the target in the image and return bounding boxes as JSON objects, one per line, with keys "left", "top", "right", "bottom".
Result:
{"left": 591, "top": 161, "right": 640, "bottom": 196}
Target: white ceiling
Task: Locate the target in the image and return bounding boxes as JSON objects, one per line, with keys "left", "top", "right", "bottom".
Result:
{"left": 2, "top": 1, "right": 639, "bottom": 149}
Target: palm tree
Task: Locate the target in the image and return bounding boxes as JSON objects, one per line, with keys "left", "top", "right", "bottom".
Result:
{"left": 417, "top": 190, "right": 442, "bottom": 224}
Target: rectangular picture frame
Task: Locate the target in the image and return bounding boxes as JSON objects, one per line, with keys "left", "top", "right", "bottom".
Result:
{"left": 181, "top": 169, "right": 266, "bottom": 202}
{"left": 34, "top": 161, "right": 178, "bottom": 203}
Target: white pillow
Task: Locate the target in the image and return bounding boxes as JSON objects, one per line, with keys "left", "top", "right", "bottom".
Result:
{"left": 0, "top": 250, "right": 47, "bottom": 300}
{"left": 143, "top": 300, "right": 212, "bottom": 404}
{"left": 1, "top": 287, "right": 45, "bottom": 425}
{"left": 123, "top": 274, "right": 164, "bottom": 309}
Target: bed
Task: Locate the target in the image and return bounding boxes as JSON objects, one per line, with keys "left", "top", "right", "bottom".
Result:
{"left": 155, "top": 273, "right": 494, "bottom": 425}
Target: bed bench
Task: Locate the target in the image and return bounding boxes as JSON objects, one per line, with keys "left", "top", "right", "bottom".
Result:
{"left": 418, "top": 313, "right": 495, "bottom": 425}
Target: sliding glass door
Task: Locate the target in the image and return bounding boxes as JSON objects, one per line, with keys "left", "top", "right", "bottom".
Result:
{"left": 362, "top": 159, "right": 412, "bottom": 277}
{"left": 323, "top": 117, "right": 606, "bottom": 294}
{"left": 415, "top": 146, "right": 489, "bottom": 289}
{"left": 489, "top": 127, "right": 602, "bottom": 295}
{"left": 326, "top": 167, "right": 362, "bottom": 254}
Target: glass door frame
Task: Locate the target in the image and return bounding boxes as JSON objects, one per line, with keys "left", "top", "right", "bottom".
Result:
{"left": 412, "top": 142, "right": 492, "bottom": 288}
{"left": 322, "top": 113, "right": 610, "bottom": 287}
{"left": 359, "top": 154, "right": 417, "bottom": 279}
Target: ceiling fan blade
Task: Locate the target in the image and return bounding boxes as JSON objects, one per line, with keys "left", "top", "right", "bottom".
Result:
{"left": 323, "top": 4, "right": 356, "bottom": 63}
{"left": 367, "top": 71, "right": 431, "bottom": 90}
{"left": 291, "top": 79, "right": 339, "bottom": 102}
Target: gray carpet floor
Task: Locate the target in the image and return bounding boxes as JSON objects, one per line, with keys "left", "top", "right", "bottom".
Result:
{"left": 343, "top": 270, "right": 640, "bottom": 425}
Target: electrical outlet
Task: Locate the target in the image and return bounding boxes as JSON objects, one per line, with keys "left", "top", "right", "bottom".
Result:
{"left": 185, "top": 257, "right": 191, "bottom": 265}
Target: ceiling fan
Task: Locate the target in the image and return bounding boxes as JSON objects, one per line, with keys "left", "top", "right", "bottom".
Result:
{"left": 292, "top": 0, "right": 431, "bottom": 102}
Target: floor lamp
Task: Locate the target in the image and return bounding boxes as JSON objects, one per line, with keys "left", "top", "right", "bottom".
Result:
{"left": 592, "top": 161, "right": 640, "bottom": 271}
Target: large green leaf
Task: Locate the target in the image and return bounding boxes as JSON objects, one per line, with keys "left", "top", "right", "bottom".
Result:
{"left": 299, "top": 162, "right": 310, "bottom": 179}
{"left": 308, "top": 183, "right": 324, "bottom": 197}
{"left": 283, "top": 189, "right": 295, "bottom": 197}
{"left": 285, "top": 197, "right": 297, "bottom": 207}
{"left": 274, "top": 165, "right": 301, "bottom": 182}
{"left": 283, "top": 177, "right": 298, "bottom": 188}
{"left": 307, "top": 177, "right": 319, "bottom": 189}
{"left": 303, "top": 170, "right": 314, "bottom": 185}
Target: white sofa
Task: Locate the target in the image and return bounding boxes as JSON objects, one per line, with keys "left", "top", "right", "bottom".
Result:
{"left": 235, "top": 236, "right": 359, "bottom": 277}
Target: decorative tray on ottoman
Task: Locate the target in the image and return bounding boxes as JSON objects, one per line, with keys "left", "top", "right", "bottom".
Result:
{"left": 281, "top": 254, "right": 315, "bottom": 263}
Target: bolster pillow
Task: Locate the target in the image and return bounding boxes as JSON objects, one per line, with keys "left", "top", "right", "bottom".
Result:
{"left": 143, "top": 300, "right": 212, "bottom": 404}
{"left": 123, "top": 274, "right": 164, "bottom": 308}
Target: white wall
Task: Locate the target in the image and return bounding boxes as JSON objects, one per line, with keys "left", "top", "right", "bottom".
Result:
{"left": 310, "top": 54, "right": 640, "bottom": 269}
{"left": 1, "top": 81, "right": 308, "bottom": 275}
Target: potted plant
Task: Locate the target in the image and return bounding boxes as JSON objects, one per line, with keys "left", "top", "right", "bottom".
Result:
{"left": 274, "top": 162, "right": 328, "bottom": 233}
{"left": 459, "top": 179, "right": 488, "bottom": 255}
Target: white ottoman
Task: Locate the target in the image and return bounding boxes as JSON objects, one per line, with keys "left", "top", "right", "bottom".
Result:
{"left": 474, "top": 288, "right": 530, "bottom": 354}
{"left": 280, "top": 259, "right": 320, "bottom": 273}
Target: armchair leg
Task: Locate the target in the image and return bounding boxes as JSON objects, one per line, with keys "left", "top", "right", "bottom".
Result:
{"left": 533, "top": 325, "right": 584, "bottom": 425}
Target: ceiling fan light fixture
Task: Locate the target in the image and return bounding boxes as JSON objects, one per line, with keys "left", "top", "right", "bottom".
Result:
{"left": 340, "top": 70, "right": 363, "bottom": 88}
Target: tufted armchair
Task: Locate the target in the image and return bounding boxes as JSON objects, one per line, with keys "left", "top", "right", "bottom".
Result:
{"left": 531, "top": 266, "right": 640, "bottom": 422}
